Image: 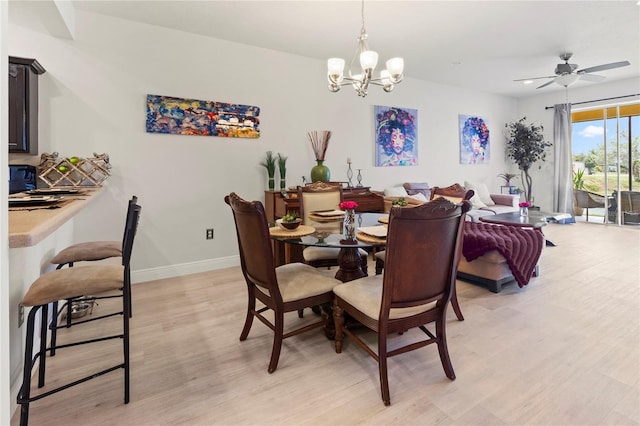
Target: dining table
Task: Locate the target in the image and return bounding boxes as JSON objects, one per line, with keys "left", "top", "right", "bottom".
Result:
{"left": 269, "top": 212, "right": 388, "bottom": 282}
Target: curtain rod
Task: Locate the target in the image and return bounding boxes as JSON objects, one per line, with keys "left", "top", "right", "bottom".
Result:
{"left": 544, "top": 93, "right": 640, "bottom": 110}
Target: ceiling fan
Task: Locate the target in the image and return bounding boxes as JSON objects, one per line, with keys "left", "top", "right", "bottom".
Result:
{"left": 514, "top": 53, "right": 631, "bottom": 89}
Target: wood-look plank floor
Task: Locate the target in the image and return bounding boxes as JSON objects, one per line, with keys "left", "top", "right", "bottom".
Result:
{"left": 12, "top": 223, "right": 640, "bottom": 425}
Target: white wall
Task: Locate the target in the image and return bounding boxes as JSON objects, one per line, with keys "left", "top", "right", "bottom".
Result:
{"left": 516, "top": 78, "right": 640, "bottom": 210}
{"left": 8, "top": 9, "right": 518, "bottom": 281}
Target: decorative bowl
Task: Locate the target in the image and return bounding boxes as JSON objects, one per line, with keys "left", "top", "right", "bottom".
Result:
{"left": 277, "top": 218, "right": 302, "bottom": 230}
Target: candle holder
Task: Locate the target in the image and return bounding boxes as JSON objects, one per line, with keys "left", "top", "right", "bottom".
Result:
{"left": 347, "top": 163, "right": 354, "bottom": 188}
{"left": 356, "top": 169, "right": 363, "bottom": 187}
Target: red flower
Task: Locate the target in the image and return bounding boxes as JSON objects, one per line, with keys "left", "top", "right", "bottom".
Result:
{"left": 519, "top": 201, "right": 531, "bottom": 208}
{"left": 339, "top": 201, "right": 358, "bottom": 210}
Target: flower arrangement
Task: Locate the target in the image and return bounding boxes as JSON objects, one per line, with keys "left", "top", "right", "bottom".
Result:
{"left": 308, "top": 130, "right": 332, "bottom": 161}
{"left": 519, "top": 201, "right": 531, "bottom": 208}
{"left": 277, "top": 153, "right": 287, "bottom": 189}
{"left": 260, "top": 151, "right": 276, "bottom": 190}
{"left": 339, "top": 200, "right": 358, "bottom": 210}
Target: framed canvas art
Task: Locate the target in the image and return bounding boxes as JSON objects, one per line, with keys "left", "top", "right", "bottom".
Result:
{"left": 374, "top": 106, "right": 418, "bottom": 167}
{"left": 459, "top": 115, "right": 489, "bottom": 164}
{"left": 146, "top": 94, "right": 260, "bottom": 138}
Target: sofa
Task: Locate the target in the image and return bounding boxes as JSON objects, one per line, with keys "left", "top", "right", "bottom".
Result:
{"left": 382, "top": 181, "right": 520, "bottom": 222}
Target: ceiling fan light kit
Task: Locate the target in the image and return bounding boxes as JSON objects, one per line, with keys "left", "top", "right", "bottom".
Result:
{"left": 515, "top": 52, "right": 631, "bottom": 90}
{"left": 327, "top": 0, "right": 404, "bottom": 97}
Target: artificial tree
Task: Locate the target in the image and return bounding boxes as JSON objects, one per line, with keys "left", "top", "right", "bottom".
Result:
{"left": 505, "top": 117, "right": 552, "bottom": 204}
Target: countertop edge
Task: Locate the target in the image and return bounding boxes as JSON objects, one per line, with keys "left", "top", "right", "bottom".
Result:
{"left": 9, "top": 187, "right": 106, "bottom": 248}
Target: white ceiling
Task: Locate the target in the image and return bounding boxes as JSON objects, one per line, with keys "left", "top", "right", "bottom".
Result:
{"left": 13, "top": 0, "right": 640, "bottom": 99}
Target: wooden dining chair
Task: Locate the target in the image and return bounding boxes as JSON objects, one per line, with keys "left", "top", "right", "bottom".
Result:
{"left": 373, "top": 188, "right": 474, "bottom": 321}
{"left": 225, "top": 192, "right": 341, "bottom": 373}
{"left": 48, "top": 195, "right": 138, "bottom": 356}
{"left": 17, "top": 202, "right": 141, "bottom": 426}
{"left": 298, "top": 182, "right": 368, "bottom": 273}
{"left": 333, "top": 198, "right": 471, "bottom": 406}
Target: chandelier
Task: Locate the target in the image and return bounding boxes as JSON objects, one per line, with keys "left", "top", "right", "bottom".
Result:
{"left": 327, "top": 0, "right": 404, "bottom": 97}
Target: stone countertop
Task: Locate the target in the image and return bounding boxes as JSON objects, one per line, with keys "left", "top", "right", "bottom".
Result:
{"left": 9, "top": 187, "right": 105, "bottom": 248}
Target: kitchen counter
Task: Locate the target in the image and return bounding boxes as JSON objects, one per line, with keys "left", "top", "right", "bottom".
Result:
{"left": 9, "top": 187, "right": 105, "bottom": 248}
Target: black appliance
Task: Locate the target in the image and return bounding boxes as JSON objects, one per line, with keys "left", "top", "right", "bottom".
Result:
{"left": 9, "top": 164, "right": 37, "bottom": 194}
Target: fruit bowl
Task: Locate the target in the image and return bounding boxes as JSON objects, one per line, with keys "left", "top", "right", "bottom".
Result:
{"left": 277, "top": 218, "right": 302, "bottom": 230}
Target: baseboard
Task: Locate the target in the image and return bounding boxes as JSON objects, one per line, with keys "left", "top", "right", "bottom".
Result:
{"left": 131, "top": 255, "right": 240, "bottom": 284}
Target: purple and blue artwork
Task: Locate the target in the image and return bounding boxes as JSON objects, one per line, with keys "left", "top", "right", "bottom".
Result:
{"left": 459, "top": 115, "right": 489, "bottom": 164}
{"left": 146, "top": 94, "right": 260, "bottom": 138}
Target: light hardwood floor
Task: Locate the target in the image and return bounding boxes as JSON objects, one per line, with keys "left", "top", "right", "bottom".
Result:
{"left": 12, "top": 223, "right": 640, "bottom": 425}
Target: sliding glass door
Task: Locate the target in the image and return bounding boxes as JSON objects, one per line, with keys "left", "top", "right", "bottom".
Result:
{"left": 571, "top": 103, "right": 639, "bottom": 225}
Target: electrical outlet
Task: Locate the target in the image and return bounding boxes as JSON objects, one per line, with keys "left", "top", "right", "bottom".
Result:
{"left": 206, "top": 228, "right": 214, "bottom": 240}
{"left": 18, "top": 305, "right": 24, "bottom": 327}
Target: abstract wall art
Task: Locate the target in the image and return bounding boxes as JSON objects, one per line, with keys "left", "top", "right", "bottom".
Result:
{"left": 146, "top": 94, "right": 260, "bottom": 138}
{"left": 459, "top": 114, "right": 489, "bottom": 164}
{"left": 374, "top": 105, "right": 418, "bottom": 167}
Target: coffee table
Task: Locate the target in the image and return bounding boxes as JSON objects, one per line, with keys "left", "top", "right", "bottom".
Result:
{"left": 480, "top": 211, "right": 557, "bottom": 246}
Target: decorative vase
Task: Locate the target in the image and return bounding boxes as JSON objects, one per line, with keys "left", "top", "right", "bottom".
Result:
{"left": 343, "top": 209, "right": 356, "bottom": 240}
{"left": 310, "top": 160, "right": 330, "bottom": 183}
{"left": 520, "top": 207, "right": 529, "bottom": 217}
{"left": 268, "top": 176, "right": 275, "bottom": 191}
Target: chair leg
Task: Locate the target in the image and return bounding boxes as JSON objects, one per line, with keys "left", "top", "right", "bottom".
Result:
{"left": 38, "top": 304, "right": 48, "bottom": 388}
{"left": 297, "top": 309, "right": 304, "bottom": 318}
{"left": 18, "top": 306, "right": 39, "bottom": 426}
{"left": 451, "top": 283, "right": 464, "bottom": 321}
{"left": 123, "top": 280, "right": 131, "bottom": 404}
{"left": 435, "top": 314, "right": 456, "bottom": 380}
{"left": 333, "top": 301, "right": 344, "bottom": 353}
{"left": 375, "top": 258, "right": 384, "bottom": 275}
{"left": 50, "top": 301, "right": 58, "bottom": 356}
{"left": 239, "top": 291, "right": 256, "bottom": 341}
{"left": 378, "top": 333, "right": 391, "bottom": 406}
{"left": 268, "top": 311, "right": 284, "bottom": 374}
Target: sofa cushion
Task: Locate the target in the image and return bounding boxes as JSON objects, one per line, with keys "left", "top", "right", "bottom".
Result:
{"left": 465, "top": 181, "right": 495, "bottom": 206}
{"left": 403, "top": 182, "right": 431, "bottom": 199}
{"left": 384, "top": 186, "right": 409, "bottom": 197}
{"left": 408, "top": 193, "right": 428, "bottom": 203}
{"left": 466, "top": 209, "right": 496, "bottom": 222}
{"left": 480, "top": 205, "right": 518, "bottom": 215}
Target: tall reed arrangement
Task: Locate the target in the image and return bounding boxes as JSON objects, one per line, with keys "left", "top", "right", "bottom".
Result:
{"left": 260, "top": 151, "right": 276, "bottom": 190}
{"left": 277, "top": 153, "right": 287, "bottom": 190}
{"left": 307, "top": 130, "right": 332, "bottom": 161}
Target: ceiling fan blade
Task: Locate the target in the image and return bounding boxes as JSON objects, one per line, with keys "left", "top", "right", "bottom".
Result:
{"left": 536, "top": 79, "right": 556, "bottom": 89}
{"left": 513, "top": 75, "right": 556, "bottom": 82}
{"left": 577, "top": 60, "right": 630, "bottom": 74}
{"left": 580, "top": 73, "right": 606, "bottom": 82}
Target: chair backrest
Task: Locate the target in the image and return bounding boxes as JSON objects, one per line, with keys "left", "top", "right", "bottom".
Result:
{"left": 298, "top": 182, "right": 343, "bottom": 226}
{"left": 225, "top": 193, "right": 280, "bottom": 296}
{"left": 381, "top": 198, "right": 471, "bottom": 318}
{"left": 122, "top": 202, "right": 142, "bottom": 268}
{"left": 121, "top": 196, "right": 139, "bottom": 245}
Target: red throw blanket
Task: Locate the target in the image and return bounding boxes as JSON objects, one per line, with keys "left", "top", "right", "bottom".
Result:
{"left": 462, "top": 222, "right": 544, "bottom": 287}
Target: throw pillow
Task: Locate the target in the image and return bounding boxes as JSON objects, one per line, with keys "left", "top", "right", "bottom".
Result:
{"left": 464, "top": 181, "right": 495, "bottom": 206}
{"left": 403, "top": 182, "right": 431, "bottom": 199}
{"left": 408, "top": 193, "right": 428, "bottom": 203}
{"left": 384, "top": 186, "right": 409, "bottom": 197}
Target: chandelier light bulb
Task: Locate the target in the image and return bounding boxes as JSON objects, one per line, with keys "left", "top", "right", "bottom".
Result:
{"left": 360, "top": 50, "right": 379, "bottom": 71}
{"left": 327, "top": 58, "right": 345, "bottom": 83}
{"left": 386, "top": 57, "right": 404, "bottom": 81}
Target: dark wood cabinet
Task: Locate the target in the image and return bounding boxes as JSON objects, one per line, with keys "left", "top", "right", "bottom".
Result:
{"left": 9, "top": 56, "right": 45, "bottom": 154}
{"left": 264, "top": 186, "right": 384, "bottom": 223}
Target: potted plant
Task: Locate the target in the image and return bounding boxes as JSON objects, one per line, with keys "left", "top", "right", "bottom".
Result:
{"left": 504, "top": 117, "right": 551, "bottom": 204}
{"left": 497, "top": 172, "right": 518, "bottom": 187}
{"left": 572, "top": 168, "right": 585, "bottom": 216}
{"left": 277, "top": 153, "right": 287, "bottom": 190}
{"left": 260, "top": 151, "right": 276, "bottom": 190}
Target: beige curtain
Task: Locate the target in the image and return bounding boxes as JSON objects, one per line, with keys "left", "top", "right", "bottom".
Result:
{"left": 553, "top": 103, "right": 574, "bottom": 214}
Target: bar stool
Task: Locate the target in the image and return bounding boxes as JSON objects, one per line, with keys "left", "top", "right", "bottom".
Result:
{"left": 49, "top": 196, "right": 137, "bottom": 355}
{"left": 16, "top": 203, "right": 141, "bottom": 426}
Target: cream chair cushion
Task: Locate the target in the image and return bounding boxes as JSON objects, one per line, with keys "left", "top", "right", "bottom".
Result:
{"left": 50, "top": 241, "right": 122, "bottom": 265}
{"left": 255, "top": 263, "right": 341, "bottom": 303}
{"left": 303, "top": 247, "right": 368, "bottom": 262}
{"left": 21, "top": 265, "right": 124, "bottom": 307}
{"left": 333, "top": 275, "right": 437, "bottom": 320}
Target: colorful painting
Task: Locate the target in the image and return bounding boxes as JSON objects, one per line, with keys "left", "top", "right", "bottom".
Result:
{"left": 374, "top": 106, "right": 418, "bottom": 167}
{"left": 459, "top": 115, "right": 489, "bottom": 164}
{"left": 146, "top": 94, "right": 260, "bottom": 138}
